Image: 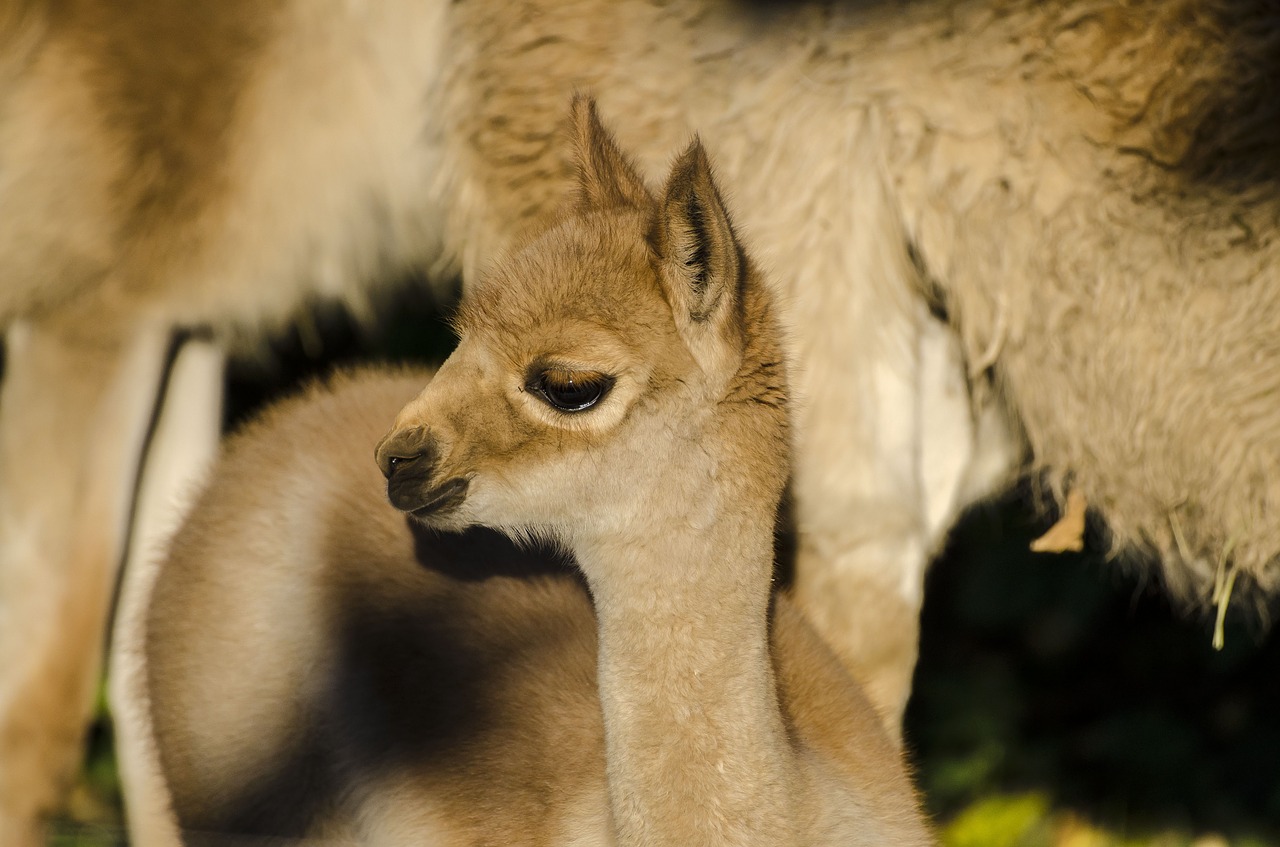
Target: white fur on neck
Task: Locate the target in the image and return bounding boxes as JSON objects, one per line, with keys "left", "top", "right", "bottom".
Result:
{"left": 574, "top": 501, "right": 798, "bottom": 846}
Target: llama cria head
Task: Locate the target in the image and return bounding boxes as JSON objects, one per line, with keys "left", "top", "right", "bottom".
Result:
{"left": 375, "top": 97, "right": 789, "bottom": 546}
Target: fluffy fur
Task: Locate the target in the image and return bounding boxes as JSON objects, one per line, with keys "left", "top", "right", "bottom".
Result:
{"left": 136, "top": 371, "right": 927, "bottom": 846}
{"left": 130, "top": 105, "right": 933, "bottom": 844}
{"left": 2, "top": 0, "right": 1278, "bottom": 836}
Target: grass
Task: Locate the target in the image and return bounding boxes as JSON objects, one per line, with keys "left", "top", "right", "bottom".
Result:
{"left": 906, "top": 492, "right": 1280, "bottom": 847}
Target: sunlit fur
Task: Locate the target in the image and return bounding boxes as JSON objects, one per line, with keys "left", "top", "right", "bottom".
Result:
{"left": 131, "top": 100, "right": 934, "bottom": 847}
{"left": 5, "top": 1, "right": 1280, "bottom": 834}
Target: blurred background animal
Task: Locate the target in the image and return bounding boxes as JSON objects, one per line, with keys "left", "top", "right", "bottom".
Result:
{"left": 1, "top": 0, "right": 1278, "bottom": 841}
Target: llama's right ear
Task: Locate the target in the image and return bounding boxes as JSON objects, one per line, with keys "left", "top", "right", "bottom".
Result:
{"left": 569, "top": 95, "right": 652, "bottom": 211}
{"left": 651, "top": 138, "right": 746, "bottom": 384}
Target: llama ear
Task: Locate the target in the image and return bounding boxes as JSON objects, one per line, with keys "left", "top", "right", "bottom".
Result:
{"left": 569, "top": 95, "right": 652, "bottom": 211}
{"left": 651, "top": 137, "right": 746, "bottom": 379}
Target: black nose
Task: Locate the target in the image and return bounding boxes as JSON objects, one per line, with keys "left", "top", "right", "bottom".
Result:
{"left": 376, "top": 426, "right": 432, "bottom": 477}
{"left": 375, "top": 426, "right": 439, "bottom": 510}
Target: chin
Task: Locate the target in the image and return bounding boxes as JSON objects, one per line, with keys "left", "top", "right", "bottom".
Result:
{"left": 407, "top": 505, "right": 475, "bottom": 534}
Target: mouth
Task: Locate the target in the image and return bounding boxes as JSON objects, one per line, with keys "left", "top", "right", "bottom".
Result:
{"left": 408, "top": 477, "right": 470, "bottom": 519}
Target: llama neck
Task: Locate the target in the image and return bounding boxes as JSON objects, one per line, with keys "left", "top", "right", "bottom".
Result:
{"left": 575, "top": 492, "right": 798, "bottom": 846}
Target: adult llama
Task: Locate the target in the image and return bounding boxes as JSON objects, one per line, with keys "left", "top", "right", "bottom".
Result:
{"left": 0, "top": 0, "right": 1276, "bottom": 840}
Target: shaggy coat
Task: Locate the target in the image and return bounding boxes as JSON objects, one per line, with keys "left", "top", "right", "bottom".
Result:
{"left": 1, "top": 0, "right": 1277, "bottom": 837}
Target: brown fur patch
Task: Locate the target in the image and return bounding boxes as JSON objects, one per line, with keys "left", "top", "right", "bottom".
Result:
{"left": 55, "top": 0, "right": 281, "bottom": 270}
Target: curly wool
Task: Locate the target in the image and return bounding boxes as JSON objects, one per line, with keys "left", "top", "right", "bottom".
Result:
{"left": 882, "top": 0, "right": 1280, "bottom": 601}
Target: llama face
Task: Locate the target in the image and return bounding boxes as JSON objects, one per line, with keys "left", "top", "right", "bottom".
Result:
{"left": 375, "top": 97, "right": 777, "bottom": 546}
{"left": 375, "top": 205, "right": 709, "bottom": 541}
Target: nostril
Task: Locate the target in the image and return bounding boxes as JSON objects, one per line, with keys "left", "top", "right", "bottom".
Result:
{"left": 376, "top": 427, "right": 442, "bottom": 488}
{"left": 375, "top": 426, "right": 437, "bottom": 480}
{"left": 378, "top": 449, "right": 423, "bottom": 480}
{"left": 374, "top": 427, "right": 458, "bottom": 514}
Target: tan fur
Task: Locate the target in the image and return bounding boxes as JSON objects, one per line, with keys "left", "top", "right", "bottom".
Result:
{"left": 0, "top": 320, "right": 171, "bottom": 846}
{"left": 139, "top": 370, "right": 924, "bottom": 846}
{"left": 134, "top": 103, "right": 932, "bottom": 846}
{"left": 3, "top": 0, "right": 1279, "bottom": 834}
{"left": 0, "top": 1, "right": 452, "bottom": 836}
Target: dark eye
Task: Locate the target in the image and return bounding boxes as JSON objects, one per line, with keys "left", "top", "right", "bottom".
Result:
{"left": 528, "top": 368, "right": 613, "bottom": 413}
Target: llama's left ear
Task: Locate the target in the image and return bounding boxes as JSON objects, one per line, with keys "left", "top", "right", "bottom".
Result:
{"left": 569, "top": 95, "right": 652, "bottom": 212}
{"left": 651, "top": 137, "right": 746, "bottom": 382}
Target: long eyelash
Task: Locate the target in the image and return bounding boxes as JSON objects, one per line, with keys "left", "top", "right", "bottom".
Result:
{"left": 543, "top": 372, "right": 609, "bottom": 396}
{"left": 525, "top": 367, "right": 604, "bottom": 390}
{"left": 540, "top": 370, "right": 585, "bottom": 390}
{"left": 525, "top": 367, "right": 615, "bottom": 413}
